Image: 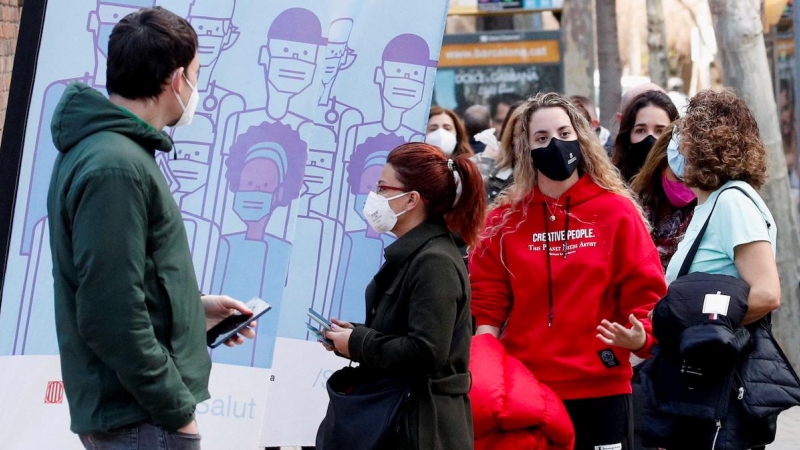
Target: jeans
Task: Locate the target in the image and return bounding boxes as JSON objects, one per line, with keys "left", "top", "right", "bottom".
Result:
{"left": 79, "top": 422, "right": 201, "bottom": 450}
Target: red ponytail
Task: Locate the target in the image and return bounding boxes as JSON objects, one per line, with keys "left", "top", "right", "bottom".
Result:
{"left": 388, "top": 143, "right": 486, "bottom": 248}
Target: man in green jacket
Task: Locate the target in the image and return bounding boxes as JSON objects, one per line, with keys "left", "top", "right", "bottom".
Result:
{"left": 47, "top": 7, "right": 254, "bottom": 449}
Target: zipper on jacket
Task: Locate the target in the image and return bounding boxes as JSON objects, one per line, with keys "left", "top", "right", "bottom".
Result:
{"left": 733, "top": 371, "right": 744, "bottom": 400}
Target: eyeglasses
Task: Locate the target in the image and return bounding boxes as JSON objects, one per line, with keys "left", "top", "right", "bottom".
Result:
{"left": 374, "top": 184, "right": 406, "bottom": 195}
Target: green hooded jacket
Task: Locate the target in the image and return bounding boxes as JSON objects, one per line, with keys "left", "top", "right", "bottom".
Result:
{"left": 47, "top": 82, "right": 211, "bottom": 433}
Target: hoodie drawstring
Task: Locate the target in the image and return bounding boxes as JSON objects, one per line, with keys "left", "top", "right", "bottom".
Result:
{"left": 541, "top": 197, "right": 573, "bottom": 327}
{"left": 542, "top": 202, "right": 555, "bottom": 327}
{"left": 562, "top": 197, "right": 571, "bottom": 259}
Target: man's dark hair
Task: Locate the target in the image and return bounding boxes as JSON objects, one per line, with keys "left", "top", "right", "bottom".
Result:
{"left": 488, "top": 92, "right": 523, "bottom": 117}
{"left": 107, "top": 6, "right": 198, "bottom": 100}
{"left": 462, "top": 105, "right": 491, "bottom": 138}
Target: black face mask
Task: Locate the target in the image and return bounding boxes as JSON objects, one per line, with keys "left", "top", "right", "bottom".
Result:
{"left": 629, "top": 135, "right": 657, "bottom": 172}
{"left": 531, "top": 138, "right": 582, "bottom": 181}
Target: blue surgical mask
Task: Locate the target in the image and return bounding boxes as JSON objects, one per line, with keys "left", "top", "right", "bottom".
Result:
{"left": 233, "top": 191, "right": 274, "bottom": 222}
{"left": 354, "top": 193, "right": 369, "bottom": 223}
{"left": 666, "top": 131, "right": 686, "bottom": 179}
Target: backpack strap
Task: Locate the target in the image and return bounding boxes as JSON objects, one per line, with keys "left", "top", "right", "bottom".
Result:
{"left": 677, "top": 186, "right": 771, "bottom": 278}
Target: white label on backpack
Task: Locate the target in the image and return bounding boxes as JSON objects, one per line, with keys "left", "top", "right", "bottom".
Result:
{"left": 702, "top": 293, "right": 731, "bottom": 316}
{"left": 594, "top": 445, "right": 622, "bottom": 450}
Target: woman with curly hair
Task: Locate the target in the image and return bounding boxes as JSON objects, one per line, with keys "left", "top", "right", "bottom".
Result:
{"left": 641, "top": 90, "right": 793, "bottom": 449}
{"left": 664, "top": 90, "right": 779, "bottom": 310}
{"left": 470, "top": 92, "right": 667, "bottom": 449}
{"left": 631, "top": 127, "right": 696, "bottom": 271}
{"left": 613, "top": 90, "right": 679, "bottom": 183}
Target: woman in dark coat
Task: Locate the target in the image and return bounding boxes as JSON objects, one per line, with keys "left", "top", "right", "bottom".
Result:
{"left": 323, "top": 142, "right": 487, "bottom": 450}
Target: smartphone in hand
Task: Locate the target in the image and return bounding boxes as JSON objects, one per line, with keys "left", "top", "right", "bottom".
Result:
{"left": 307, "top": 308, "right": 332, "bottom": 330}
{"left": 306, "top": 323, "right": 334, "bottom": 347}
{"left": 207, "top": 298, "right": 271, "bottom": 348}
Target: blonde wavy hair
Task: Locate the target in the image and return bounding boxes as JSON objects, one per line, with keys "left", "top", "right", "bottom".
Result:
{"left": 486, "top": 92, "right": 647, "bottom": 237}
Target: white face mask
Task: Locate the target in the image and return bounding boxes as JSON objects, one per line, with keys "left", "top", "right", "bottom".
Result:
{"left": 362, "top": 191, "right": 409, "bottom": 234}
{"left": 425, "top": 128, "right": 457, "bottom": 156}
{"left": 173, "top": 72, "right": 199, "bottom": 127}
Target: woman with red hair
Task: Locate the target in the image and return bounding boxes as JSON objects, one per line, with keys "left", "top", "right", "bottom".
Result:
{"left": 321, "top": 142, "right": 487, "bottom": 449}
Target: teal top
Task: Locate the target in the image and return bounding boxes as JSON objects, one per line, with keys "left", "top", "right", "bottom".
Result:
{"left": 665, "top": 180, "right": 776, "bottom": 284}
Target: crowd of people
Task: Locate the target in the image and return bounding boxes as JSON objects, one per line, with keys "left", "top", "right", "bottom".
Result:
{"left": 44, "top": 5, "right": 800, "bottom": 450}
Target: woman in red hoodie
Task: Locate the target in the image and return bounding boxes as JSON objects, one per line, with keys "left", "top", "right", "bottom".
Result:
{"left": 470, "top": 92, "right": 667, "bottom": 450}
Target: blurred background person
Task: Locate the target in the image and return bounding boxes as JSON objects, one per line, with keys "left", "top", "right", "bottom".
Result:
{"left": 630, "top": 127, "right": 696, "bottom": 271}
{"left": 479, "top": 100, "right": 525, "bottom": 204}
{"left": 462, "top": 104, "right": 493, "bottom": 154}
{"left": 569, "top": 95, "right": 614, "bottom": 153}
{"left": 489, "top": 92, "right": 524, "bottom": 138}
{"left": 426, "top": 106, "right": 474, "bottom": 158}
{"left": 612, "top": 91, "right": 678, "bottom": 183}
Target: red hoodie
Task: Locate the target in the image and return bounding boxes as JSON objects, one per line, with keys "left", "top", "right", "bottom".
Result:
{"left": 470, "top": 175, "right": 666, "bottom": 400}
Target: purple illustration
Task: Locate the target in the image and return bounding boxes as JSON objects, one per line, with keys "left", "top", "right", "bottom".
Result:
{"left": 214, "top": 8, "right": 330, "bottom": 231}
{"left": 210, "top": 121, "right": 307, "bottom": 368}
{"left": 331, "top": 133, "right": 406, "bottom": 323}
{"left": 159, "top": 0, "right": 246, "bottom": 292}
{"left": 315, "top": 18, "right": 365, "bottom": 223}
{"left": 376, "top": 34, "right": 437, "bottom": 130}
{"left": 261, "top": 7, "right": 326, "bottom": 121}
{"left": 341, "top": 33, "right": 436, "bottom": 164}
{"left": 9, "top": 0, "right": 155, "bottom": 356}
{"left": 318, "top": 18, "right": 363, "bottom": 131}
{"left": 277, "top": 122, "right": 348, "bottom": 340}
{"left": 333, "top": 33, "right": 435, "bottom": 254}
{"left": 87, "top": 0, "right": 154, "bottom": 87}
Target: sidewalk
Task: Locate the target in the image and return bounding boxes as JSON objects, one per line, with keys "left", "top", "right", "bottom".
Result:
{"left": 767, "top": 406, "right": 800, "bottom": 449}
{"left": 277, "top": 408, "right": 800, "bottom": 450}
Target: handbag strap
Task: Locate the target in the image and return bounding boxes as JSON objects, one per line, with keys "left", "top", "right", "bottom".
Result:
{"left": 678, "top": 185, "right": 771, "bottom": 278}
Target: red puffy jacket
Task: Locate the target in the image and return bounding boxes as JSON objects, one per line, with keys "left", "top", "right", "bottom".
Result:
{"left": 470, "top": 334, "right": 575, "bottom": 450}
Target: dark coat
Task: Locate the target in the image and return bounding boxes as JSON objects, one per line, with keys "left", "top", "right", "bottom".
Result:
{"left": 348, "top": 217, "right": 474, "bottom": 450}
{"left": 641, "top": 276, "right": 800, "bottom": 449}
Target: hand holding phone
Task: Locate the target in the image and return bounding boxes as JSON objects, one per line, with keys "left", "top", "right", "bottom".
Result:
{"left": 207, "top": 298, "right": 271, "bottom": 348}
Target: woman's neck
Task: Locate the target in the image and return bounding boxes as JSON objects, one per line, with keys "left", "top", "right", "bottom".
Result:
{"left": 537, "top": 171, "right": 579, "bottom": 199}
{"left": 693, "top": 187, "right": 712, "bottom": 205}
{"left": 391, "top": 212, "right": 426, "bottom": 240}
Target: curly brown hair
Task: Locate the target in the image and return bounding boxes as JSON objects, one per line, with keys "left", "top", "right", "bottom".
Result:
{"left": 680, "top": 89, "right": 767, "bottom": 190}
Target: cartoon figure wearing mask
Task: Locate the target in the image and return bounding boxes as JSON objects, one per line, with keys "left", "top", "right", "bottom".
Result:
{"left": 314, "top": 17, "right": 367, "bottom": 225}
{"left": 277, "top": 125, "right": 349, "bottom": 340}
{"left": 1, "top": 0, "right": 154, "bottom": 357}
{"left": 318, "top": 18, "right": 364, "bottom": 139}
{"left": 330, "top": 133, "right": 406, "bottom": 324}
{"left": 215, "top": 7, "right": 330, "bottom": 228}
{"left": 331, "top": 33, "right": 437, "bottom": 243}
{"left": 158, "top": 0, "right": 246, "bottom": 292}
{"left": 341, "top": 33, "right": 438, "bottom": 162}
{"left": 210, "top": 121, "right": 307, "bottom": 368}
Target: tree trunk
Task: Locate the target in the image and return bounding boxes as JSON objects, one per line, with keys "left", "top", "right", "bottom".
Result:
{"left": 709, "top": 0, "right": 800, "bottom": 373}
{"left": 646, "top": 0, "right": 669, "bottom": 88}
{"left": 562, "top": 0, "right": 596, "bottom": 99}
{"left": 596, "top": 0, "right": 622, "bottom": 128}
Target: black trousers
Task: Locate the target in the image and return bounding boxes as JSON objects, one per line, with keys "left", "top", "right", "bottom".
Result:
{"left": 563, "top": 394, "right": 633, "bottom": 450}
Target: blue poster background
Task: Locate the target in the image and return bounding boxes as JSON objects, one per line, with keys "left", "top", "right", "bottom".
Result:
{"left": 0, "top": 0, "right": 449, "bottom": 372}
